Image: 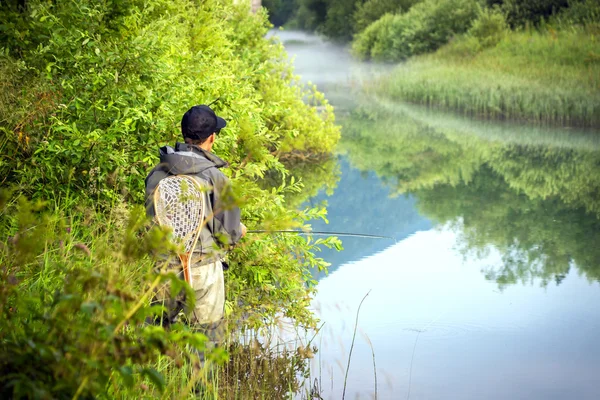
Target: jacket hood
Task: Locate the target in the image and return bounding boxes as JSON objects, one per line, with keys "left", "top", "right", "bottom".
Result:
{"left": 158, "top": 142, "right": 228, "bottom": 175}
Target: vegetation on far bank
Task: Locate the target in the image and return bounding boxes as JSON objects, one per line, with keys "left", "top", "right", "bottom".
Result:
{"left": 371, "top": 22, "right": 600, "bottom": 126}
{"left": 264, "top": 0, "right": 599, "bottom": 126}
{"left": 0, "top": 0, "right": 340, "bottom": 397}
{"left": 265, "top": 0, "right": 598, "bottom": 43}
{"left": 348, "top": 0, "right": 599, "bottom": 127}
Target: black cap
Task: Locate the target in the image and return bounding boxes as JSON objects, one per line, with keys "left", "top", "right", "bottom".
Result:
{"left": 181, "top": 105, "right": 227, "bottom": 140}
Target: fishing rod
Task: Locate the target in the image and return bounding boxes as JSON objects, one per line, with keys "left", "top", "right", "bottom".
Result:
{"left": 248, "top": 230, "right": 394, "bottom": 240}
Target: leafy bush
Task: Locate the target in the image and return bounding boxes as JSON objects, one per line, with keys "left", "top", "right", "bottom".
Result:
{"left": 319, "top": 0, "right": 363, "bottom": 40}
{"left": 353, "top": 0, "right": 418, "bottom": 33}
{"left": 263, "top": 0, "right": 297, "bottom": 26}
{"left": 351, "top": 14, "right": 398, "bottom": 61}
{"left": 494, "top": 0, "right": 570, "bottom": 27}
{"left": 352, "top": 0, "right": 480, "bottom": 61}
{"left": 290, "top": 0, "right": 327, "bottom": 31}
{"left": 0, "top": 0, "right": 343, "bottom": 396}
{"left": 553, "top": 0, "right": 600, "bottom": 26}
{"left": 0, "top": 0, "right": 339, "bottom": 207}
{"left": 468, "top": 6, "right": 509, "bottom": 48}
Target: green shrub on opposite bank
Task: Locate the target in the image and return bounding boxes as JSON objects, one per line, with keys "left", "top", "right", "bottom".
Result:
{"left": 371, "top": 22, "right": 600, "bottom": 126}
{"left": 352, "top": 0, "right": 480, "bottom": 61}
{"left": 353, "top": 0, "right": 418, "bottom": 34}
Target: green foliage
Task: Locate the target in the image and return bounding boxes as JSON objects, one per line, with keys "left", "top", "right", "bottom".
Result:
{"left": 0, "top": 198, "right": 224, "bottom": 398}
{"left": 552, "top": 0, "right": 600, "bottom": 27}
{"left": 263, "top": 0, "right": 298, "bottom": 26}
{"left": 495, "top": 0, "right": 570, "bottom": 27}
{"left": 292, "top": 0, "right": 329, "bottom": 31}
{"left": 0, "top": 0, "right": 342, "bottom": 396}
{"left": 319, "top": 0, "right": 364, "bottom": 40}
{"left": 289, "top": 0, "right": 359, "bottom": 39}
{"left": 352, "top": 0, "right": 480, "bottom": 61}
{"left": 0, "top": 0, "right": 339, "bottom": 207}
{"left": 467, "top": 5, "right": 509, "bottom": 48}
{"left": 0, "top": 0, "right": 341, "bottom": 325}
{"left": 351, "top": 14, "right": 397, "bottom": 61}
{"left": 290, "top": 0, "right": 420, "bottom": 40}
{"left": 353, "top": 0, "right": 417, "bottom": 33}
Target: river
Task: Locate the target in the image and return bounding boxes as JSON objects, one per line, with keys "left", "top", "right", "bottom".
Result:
{"left": 272, "top": 30, "right": 600, "bottom": 400}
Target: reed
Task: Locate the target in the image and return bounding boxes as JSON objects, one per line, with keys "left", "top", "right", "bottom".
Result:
{"left": 372, "top": 26, "right": 600, "bottom": 127}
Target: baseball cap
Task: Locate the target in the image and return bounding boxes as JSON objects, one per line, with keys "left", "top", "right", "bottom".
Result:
{"left": 181, "top": 105, "right": 227, "bottom": 140}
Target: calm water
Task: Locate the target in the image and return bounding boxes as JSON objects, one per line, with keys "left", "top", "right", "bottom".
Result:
{"left": 273, "top": 31, "right": 600, "bottom": 399}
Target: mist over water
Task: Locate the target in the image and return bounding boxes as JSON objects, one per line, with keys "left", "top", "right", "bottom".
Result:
{"left": 270, "top": 30, "right": 392, "bottom": 107}
{"left": 273, "top": 30, "right": 600, "bottom": 400}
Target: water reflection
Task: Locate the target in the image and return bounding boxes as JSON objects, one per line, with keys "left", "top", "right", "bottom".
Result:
{"left": 273, "top": 29, "right": 600, "bottom": 399}
{"left": 312, "top": 228, "right": 600, "bottom": 400}
{"left": 307, "top": 159, "right": 431, "bottom": 277}
{"left": 340, "top": 104, "right": 600, "bottom": 288}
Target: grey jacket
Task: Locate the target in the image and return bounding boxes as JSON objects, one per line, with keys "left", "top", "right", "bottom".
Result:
{"left": 145, "top": 142, "right": 242, "bottom": 262}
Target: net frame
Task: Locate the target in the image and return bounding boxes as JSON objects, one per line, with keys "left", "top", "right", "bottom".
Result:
{"left": 153, "top": 175, "right": 207, "bottom": 286}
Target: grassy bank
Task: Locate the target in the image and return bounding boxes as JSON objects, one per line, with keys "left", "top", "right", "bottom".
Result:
{"left": 0, "top": 199, "right": 320, "bottom": 398}
{"left": 371, "top": 25, "right": 600, "bottom": 127}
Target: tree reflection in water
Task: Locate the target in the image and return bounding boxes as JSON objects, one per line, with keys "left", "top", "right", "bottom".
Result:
{"left": 340, "top": 105, "right": 600, "bottom": 288}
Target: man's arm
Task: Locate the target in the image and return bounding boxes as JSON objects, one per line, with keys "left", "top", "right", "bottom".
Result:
{"left": 210, "top": 172, "right": 243, "bottom": 246}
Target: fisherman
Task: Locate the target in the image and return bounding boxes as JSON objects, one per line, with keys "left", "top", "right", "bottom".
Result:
{"left": 145, "top": 104, "right": 246, "bottom": 328}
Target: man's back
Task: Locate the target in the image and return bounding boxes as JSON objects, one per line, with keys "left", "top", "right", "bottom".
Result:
{"left": 145, "top": 142, "right": 243, "bottom": 258}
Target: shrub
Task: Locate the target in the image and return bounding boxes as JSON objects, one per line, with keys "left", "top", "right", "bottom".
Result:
{"left": 468, "top": 6, "right": 509, "bottom": 48}
{"left": 0, "top": 0, "right": 339, "bottom": 207}
{"left": 496, "top": 0, "right": 570, "bottom": 27}
{"left": 553, "top": 0, "right": 600, "bottom": 27}
{"left": 352, "top": 13, "right": 398, "bottom": 61}
{"left": 352, "top": 0, "right": 480, "bottom": 61}
{"left": 263, "top": 0, "right": 297, "bottom": 26}
{"left": 319, "top": 0, "right": 363, "bottom": 40}
{"left": 353, "top": 0, "right": 418, "bottom": 33}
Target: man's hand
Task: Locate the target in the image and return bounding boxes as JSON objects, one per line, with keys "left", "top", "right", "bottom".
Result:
{"left": 240, "top": 223, "right": 247, "bottom": 238}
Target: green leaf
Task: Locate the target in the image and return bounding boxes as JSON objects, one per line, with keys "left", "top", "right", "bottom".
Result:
{"left": 141, "top": 368, "right": 165, "bottom": 392}
{"left": 80, "top": 301, "right": 102, "bottom": 315}
{"left": 119, "top": 366, "right": 134, "bottom": 388}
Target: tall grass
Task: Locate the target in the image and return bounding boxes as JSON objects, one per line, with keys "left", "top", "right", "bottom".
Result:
{"left": 0, "top": 196, "right": 322, "bottom": 399}
{"left": 372, "top": 26, "right": 600, "bottom": 127}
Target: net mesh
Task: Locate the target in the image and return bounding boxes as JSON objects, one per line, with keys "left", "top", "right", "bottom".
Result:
{"left": 154, "top": 175, "right": 205, "bottom": 254}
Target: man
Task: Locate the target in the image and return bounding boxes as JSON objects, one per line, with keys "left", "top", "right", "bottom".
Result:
{"left": 145, "top": 104, "right": 246, "bottom": 327}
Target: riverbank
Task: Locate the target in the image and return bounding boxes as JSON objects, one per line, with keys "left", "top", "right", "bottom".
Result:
{"left": 0, "top": 0, "right": 339, "bottom": 398}
{"left": 370, "top": 25, "right": 600, "bottom": 127}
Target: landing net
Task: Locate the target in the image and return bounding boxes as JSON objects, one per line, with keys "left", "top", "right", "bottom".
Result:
{"left": 153, "top": 175, "right": 206, "bottom": 285}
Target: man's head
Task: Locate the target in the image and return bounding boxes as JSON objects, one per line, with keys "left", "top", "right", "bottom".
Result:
{"left": 181, "top": 105, "right": 227, "bottom": 151}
